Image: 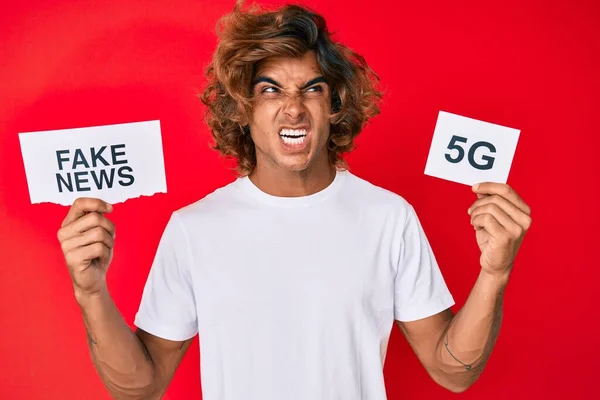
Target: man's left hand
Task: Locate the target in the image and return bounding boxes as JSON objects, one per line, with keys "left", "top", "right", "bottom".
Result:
{"left": 467, "top": 182, "right": 532, "bottom": 278}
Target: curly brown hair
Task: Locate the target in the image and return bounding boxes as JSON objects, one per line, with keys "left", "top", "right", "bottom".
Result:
{"left": 200, "top": 0, "right": 383, "bottom": 176}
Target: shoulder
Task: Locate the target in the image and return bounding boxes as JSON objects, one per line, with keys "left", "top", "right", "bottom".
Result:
{"left": 341, "top": 170, "right": 426, "bottom": 244}
{"left": 168, "top": 178, "right": 244, "bottom": 225}
{"left": 342, "top": 170, "right": 415, "bottom": 214}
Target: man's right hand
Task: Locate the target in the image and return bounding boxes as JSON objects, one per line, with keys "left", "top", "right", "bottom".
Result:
{"left": 57, "top": 198, "right": 115, "bottom": 300}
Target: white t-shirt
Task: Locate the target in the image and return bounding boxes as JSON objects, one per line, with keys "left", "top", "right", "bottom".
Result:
{"left": 134, "top": 169, "right": 454, "bottom": 400}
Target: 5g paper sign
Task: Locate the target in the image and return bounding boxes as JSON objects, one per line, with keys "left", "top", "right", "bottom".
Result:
{"left": 424, "top": 111, "right": 520, "bottom": 186}
{"left": 19, "top": 120, "right": 167, "bottom": 206}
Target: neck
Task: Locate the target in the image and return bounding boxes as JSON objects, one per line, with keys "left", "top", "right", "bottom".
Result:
{"left": 248, "top": 157, "right": 337, "bottom": 198}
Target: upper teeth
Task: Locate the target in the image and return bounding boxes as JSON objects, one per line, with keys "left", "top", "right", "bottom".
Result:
{"left": 280, "top": 129, "right": 307, "bottom": 137}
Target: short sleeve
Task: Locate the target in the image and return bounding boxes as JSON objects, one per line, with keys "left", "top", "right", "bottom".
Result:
{"left": 134, "top": 212, "right": 198, "bottom": 341}
{"left": 394, "top": 205, "right": 455, "bottom": 322}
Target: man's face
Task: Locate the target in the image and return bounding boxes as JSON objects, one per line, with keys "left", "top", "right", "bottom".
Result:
{"left": 249, "top": 51, "right": 332, "bottom": 173}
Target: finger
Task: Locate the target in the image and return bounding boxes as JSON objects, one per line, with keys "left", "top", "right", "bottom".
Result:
{"left": 58, "top": 212, "right": 115, "bottom": 242}
{"left": 61, "top": 226, "right": 114, "bottom": 255}
{"left": 471, "top": 213, "right": 507, "bottom": 241}
{"left": 468, "top": 195, "right": 532, "bottom": 231}
{"left": 470, "top": 203, "right": 524, "bottom": 238}
{"left": 65, "top": 242, "right": 110, "bottom": 268}
{"left": 472, "top": 183, "right": 531, "bottom": 215}
{"left": 61, "top": 198, "right": 113, "bottom": 228}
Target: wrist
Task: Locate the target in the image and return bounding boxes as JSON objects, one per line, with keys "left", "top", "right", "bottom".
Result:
{"left": 74, "top": 284, "right": 109, "bottom": 308}
{"left": 478, "top": 268, "right": 510, "bottom": 292}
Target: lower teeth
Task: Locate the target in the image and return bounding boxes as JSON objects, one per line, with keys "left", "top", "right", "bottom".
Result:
{"left": 281, "top": 135, "right": 306, "bottom": 144}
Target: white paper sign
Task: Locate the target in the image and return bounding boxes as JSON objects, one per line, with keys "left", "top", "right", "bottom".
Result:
{"left": 19, "top": 120, "right": 167, "bottom": 206}
{"left": 424, "top": 111, "right": 520, "bottom": 186}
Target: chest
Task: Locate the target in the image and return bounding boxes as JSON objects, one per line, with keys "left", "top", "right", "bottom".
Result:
{"left": 190, "top": 210, "right": 398, "bottom": 330}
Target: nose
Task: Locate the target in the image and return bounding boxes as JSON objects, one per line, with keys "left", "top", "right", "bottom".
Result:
{"left": 282, "top": 94, "right": 306, "bottom": 121}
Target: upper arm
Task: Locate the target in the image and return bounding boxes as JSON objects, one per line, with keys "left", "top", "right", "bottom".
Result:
{"left": 392, "top": 203, "right": 455, "bottom": 376}
{"left": 396, "top": 309, "right": 453, "bottom": 377}
{"left": 132, "top": 212, "right": 198, "bottom": 396}
{"left": 135, "top": 328, "right": 194, "bottom": 397}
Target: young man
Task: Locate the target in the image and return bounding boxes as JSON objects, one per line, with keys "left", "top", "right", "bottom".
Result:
{"left": 57, "top": 1, "right": 532, "bottom": 399}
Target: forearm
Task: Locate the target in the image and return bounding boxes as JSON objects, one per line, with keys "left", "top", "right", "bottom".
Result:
{"left": 436, "top": 269, "right": 508, "bottom": 391}
{"left": 77, "top": 287, "right": 156, "bottom": 399}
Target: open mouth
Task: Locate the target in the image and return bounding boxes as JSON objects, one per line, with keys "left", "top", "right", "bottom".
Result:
{"left": 279, "top": 128, "right": 308, "bottom": 145}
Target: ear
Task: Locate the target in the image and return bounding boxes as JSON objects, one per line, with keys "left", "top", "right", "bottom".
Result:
{"left": 238, "top": 123, "right": 250, "bottom": 135}
{"left": 239, "top": 107, "right": 252, "bottom": 128}
{"left": 331, "top": 89, "right": 342, "bottom": 113}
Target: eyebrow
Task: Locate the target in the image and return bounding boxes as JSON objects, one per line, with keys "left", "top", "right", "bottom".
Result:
{"left": 251, "top": 76, "right": 327, "bottom": 90}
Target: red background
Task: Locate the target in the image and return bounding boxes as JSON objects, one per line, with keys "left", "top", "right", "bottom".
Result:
{"left": 1, "top": 0, "right": 598, "bottom": 399}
